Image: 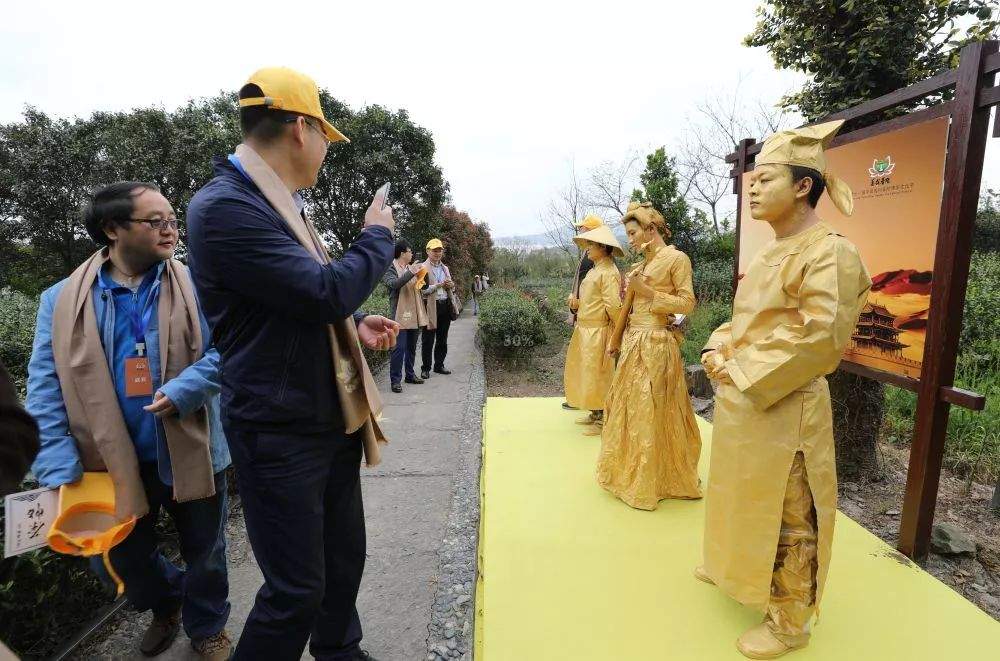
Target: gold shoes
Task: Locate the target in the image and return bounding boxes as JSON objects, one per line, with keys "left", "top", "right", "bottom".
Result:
{"left": 736, "top": 623, "right": 809, "bottom": 660}
{"left": 693, "top": 565, "right": 715, "bottom": 585}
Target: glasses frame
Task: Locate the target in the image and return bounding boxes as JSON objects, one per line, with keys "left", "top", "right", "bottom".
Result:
{"left": 127, "top": 218, "right": 180, "bottom": 231}
{"left": 283, "top": 115, "right": 330, "bottom": 145}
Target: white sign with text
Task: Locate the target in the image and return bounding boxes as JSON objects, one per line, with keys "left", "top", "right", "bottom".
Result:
{"left": 4, "top": 486, "right": 58, "bottom": 558}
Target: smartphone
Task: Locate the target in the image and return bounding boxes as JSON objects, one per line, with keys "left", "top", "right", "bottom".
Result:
{"left": 377, "top": 182, "right": 391, "bottom": 210}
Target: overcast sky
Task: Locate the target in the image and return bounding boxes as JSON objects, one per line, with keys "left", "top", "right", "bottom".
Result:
{"left": 2, "top": 1, "right": 998, "bottom": 238}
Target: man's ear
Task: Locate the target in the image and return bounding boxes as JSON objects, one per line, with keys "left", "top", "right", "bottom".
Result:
{"left": 795, "top": 174, "right": 814, "bottom": 201}
{"left": 103, "top": 222, "right": 119, "bottom": 244}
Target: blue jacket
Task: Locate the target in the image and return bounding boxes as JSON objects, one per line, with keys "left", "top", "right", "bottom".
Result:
{"left": 28, "top": 261, "right": 231, "bottom": 488}
{"left": 185, "top": 158, "right": 394, "bottom": 432}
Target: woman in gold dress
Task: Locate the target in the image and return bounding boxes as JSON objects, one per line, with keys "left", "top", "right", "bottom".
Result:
{"left": 595, "top": 202, "right": 702, "bottom": 510}
{"left": 563, "top": 224, "right": 623, "bottom": 435}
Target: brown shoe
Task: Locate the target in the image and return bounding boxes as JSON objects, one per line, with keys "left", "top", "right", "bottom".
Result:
{"left": 139, "top": 606, "right": 181, "bottom": 656}
{"left": 192, "top": 630, "right": 233, "bottom": 661}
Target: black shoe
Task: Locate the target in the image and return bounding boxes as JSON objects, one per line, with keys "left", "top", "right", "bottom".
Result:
{"left": 391, "top": 384, "right": 402, "bottom": 393}
{"left": 420, "top": 369, "right": 430, "bottom": 380}
{"left": 433, "top": 367, "right": 452, "bottom": 375}
{"left": 405, "top": 376, "right": 425, "bottom": 384}
{"left": 351, "top": 651, "right": 378, "bottom": 661}
{"left": 561, "top": 402, "right": 577, "bottom": 410}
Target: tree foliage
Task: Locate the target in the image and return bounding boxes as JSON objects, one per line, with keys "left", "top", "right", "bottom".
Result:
{"left": 631, "top": 147, "right": 709, "bottom": 258}
{"left": 0, "top": 93, "right": 454, "bottom": 294}
{"left": 746, "top": 0, "right": 999, "bottom": 123}
{"left": 437, "top": 206, "right": 495, "bottom": 299}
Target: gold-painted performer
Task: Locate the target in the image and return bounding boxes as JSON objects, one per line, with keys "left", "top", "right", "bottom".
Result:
{"left": 696, "top": 120, "right": 871, "bottom": 659}
{"left": 595, "top": 202, "right": 701, "bottom": 509}
{"left": 564, "top": 224, "right": 624, "bottom": 435}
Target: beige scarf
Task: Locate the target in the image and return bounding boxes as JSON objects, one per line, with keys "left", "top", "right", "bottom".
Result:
{"left": 235, "top": 144, "right": 388, "bottom": 465}
{"left": 393, "top": 262, "right": 429, "bottom": 329}
{"left": 52, "top": 250, "right": 214, "bottom": 519}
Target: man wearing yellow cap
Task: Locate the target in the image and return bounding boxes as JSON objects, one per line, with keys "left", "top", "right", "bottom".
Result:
{"left": 697, "top": 121, "right": 871, "bottom": 659}
{"left": 419, "top": 238, "right": 458, "bottom": 379}
{"left": 187, "top": 67, "right": 398, "bottom": 661}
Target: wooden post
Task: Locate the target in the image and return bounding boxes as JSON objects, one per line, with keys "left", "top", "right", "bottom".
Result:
{"left": 730, "top": 137, "right": 755, "bottom": 296}
{"left": 898, "top": 41, "right": 999, "bottom": 559}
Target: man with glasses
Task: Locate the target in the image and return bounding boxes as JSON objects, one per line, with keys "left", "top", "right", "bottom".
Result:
{"left": 186, "top": 67, "right": 397, "bottom": 661}
{"left": 28, "top": 182, "right": 232, "bottom": 660}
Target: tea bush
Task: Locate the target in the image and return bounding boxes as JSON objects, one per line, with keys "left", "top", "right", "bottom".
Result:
{"left": 478, "top": 287, "right": 547, "bottom": 365}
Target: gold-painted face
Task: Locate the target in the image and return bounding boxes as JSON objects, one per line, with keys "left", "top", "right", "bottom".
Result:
{"left": 747, "top": 164, "right": 798, "bottom": 223}
{"left": 585, "top": 241, "right": 607, "bottom": 262}
{"left": 624, "top": 220, "right": 654, "bottom": 253}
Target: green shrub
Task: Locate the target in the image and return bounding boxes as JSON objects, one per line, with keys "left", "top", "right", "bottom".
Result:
{"left": 478, "top": 287, "right": 547, "bottom": 365}
{"left": 692, "top": 259, "right": 733, "bottom": 303}
{"left": 0, "top": 288, "right": 40, "bottom": 396}
{"left": 680, "top": 298, "right": 732, "bottom": 366}
{"left": 960, "top": 252, "right": 1000, "bottom": 351}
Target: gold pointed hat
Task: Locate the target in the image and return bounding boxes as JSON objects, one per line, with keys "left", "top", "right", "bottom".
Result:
{"left": 574, "top": 223, "right": 624, "bottom": 258}
{"left": 755, "top": 119, "right": 854, "bottom": 216}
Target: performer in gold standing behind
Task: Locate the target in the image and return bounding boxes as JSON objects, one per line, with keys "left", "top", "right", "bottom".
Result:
{"left": 696, "top": 120, "right": 871, "bottom": 659}
{"left": 563, "top": 224, "right": 623, "bottom": 435}
{"left": 596, "top": 202, "right": 701, "bottom": 510}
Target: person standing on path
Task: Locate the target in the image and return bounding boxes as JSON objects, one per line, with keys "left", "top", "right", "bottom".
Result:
{"left": 419, "top": 238, "right": 458, "bottom": 380}
{"left": 384, "top": 239, "right": 428, "bottom": 393}
{"left": 186, "top": 67, "right": 399, "bottom": 661}
{"left": 472, "top": 275, "right": 484, "bottom": 315}
{"left": 28, "top": 182, "right": 232, "bottom": 660}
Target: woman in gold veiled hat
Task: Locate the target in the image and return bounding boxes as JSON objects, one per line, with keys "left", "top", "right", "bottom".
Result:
{"left": 696, "top": 120, "right": 871, "bottom": 659}
{"left": 595, "top": 202, "right": 702, "bottom": 509}
{"left": 563, "top": 224, "right": 624, "bottom": 433}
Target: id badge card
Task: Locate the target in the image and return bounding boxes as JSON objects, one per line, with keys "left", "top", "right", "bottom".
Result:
{"left": 125, "top": 356, "right": 153, "bottom": 398}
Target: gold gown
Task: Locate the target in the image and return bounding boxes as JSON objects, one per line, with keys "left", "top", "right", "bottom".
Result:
{"left": 564, "top": 259, "right": 622, "bottom": 411}
{"left": 702, "top": 222, "right": 871, "bottom": 613}
{"left": 596, "top": 244, "right": 702, "bottom": 510}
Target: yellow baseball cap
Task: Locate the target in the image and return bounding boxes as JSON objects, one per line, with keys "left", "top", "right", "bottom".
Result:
{"left": 426, "top": 238, "right": 444, "bottom": 250}
{"left": 239, "top": 67, "right": 349, "bottom": 144}
{"left": 574, "top": 214, "right": 603, "bottom": 231}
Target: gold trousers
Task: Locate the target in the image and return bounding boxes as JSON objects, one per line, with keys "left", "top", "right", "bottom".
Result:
{"left": 767, "top": 451, "right": 818, "bottom": 642}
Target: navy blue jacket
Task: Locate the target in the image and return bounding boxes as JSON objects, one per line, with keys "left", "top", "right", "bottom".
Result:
{"left": 186, "top": 158, "right": 394, "bottom": 432}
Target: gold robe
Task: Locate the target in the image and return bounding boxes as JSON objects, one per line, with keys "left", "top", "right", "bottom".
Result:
{"left": 702, "top": 222, "right": 871, "bottom": 611}
{"left": 596, "top": 244, "right": 702, "bottom": 510}
{"left": 564, "top": 259, "right": 621, "bottom": 411}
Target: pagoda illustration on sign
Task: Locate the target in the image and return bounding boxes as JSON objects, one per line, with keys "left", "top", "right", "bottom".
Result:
{"left": 852, "top": 302, "right": 909, "bottom": 357}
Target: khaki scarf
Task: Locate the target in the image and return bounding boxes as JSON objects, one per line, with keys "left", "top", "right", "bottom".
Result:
{"left": 393, "top": 262, "right": 429, "bottom": 329}
{"left": 235, "top": 144, "right": 387, "bottom": 465}
{"left": 52, "top": 250, "right": 214, "bottom": 519}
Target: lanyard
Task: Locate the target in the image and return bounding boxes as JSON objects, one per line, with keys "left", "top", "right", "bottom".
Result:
{"left": 129, "top": 286, "right": 156, "bottom": 357}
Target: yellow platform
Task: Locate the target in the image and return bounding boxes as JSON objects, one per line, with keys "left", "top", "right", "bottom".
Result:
{"left": 475, "top": 397, "right": 998, "bottom": 660}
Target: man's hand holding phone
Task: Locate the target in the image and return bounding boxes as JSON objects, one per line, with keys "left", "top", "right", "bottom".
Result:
{"left": 364, "top": 183, "right": 394, "bottom": 233}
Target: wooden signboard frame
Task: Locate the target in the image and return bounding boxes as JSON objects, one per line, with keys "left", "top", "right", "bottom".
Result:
{"left": 725, "top": 40, "right": 999, "bottom": 560}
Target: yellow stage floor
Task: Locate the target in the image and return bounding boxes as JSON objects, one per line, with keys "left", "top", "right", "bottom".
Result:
{"left": 475, "top": 397, "right": 998, "bottom": 660}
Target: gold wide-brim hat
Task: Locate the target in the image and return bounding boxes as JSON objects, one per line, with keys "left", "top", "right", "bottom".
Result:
{"left": 755, "top": 119, "right": 854, "bottom": 216}
{"left": 574, "top": 224, "right": 624, "bottom": 258}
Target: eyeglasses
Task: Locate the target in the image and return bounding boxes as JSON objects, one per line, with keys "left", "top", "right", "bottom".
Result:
{"left": 128, "top": 218, "right": 180, "bottom": 230}
{"left": 284, "top": 116, "right": 330, "bottom": 145}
